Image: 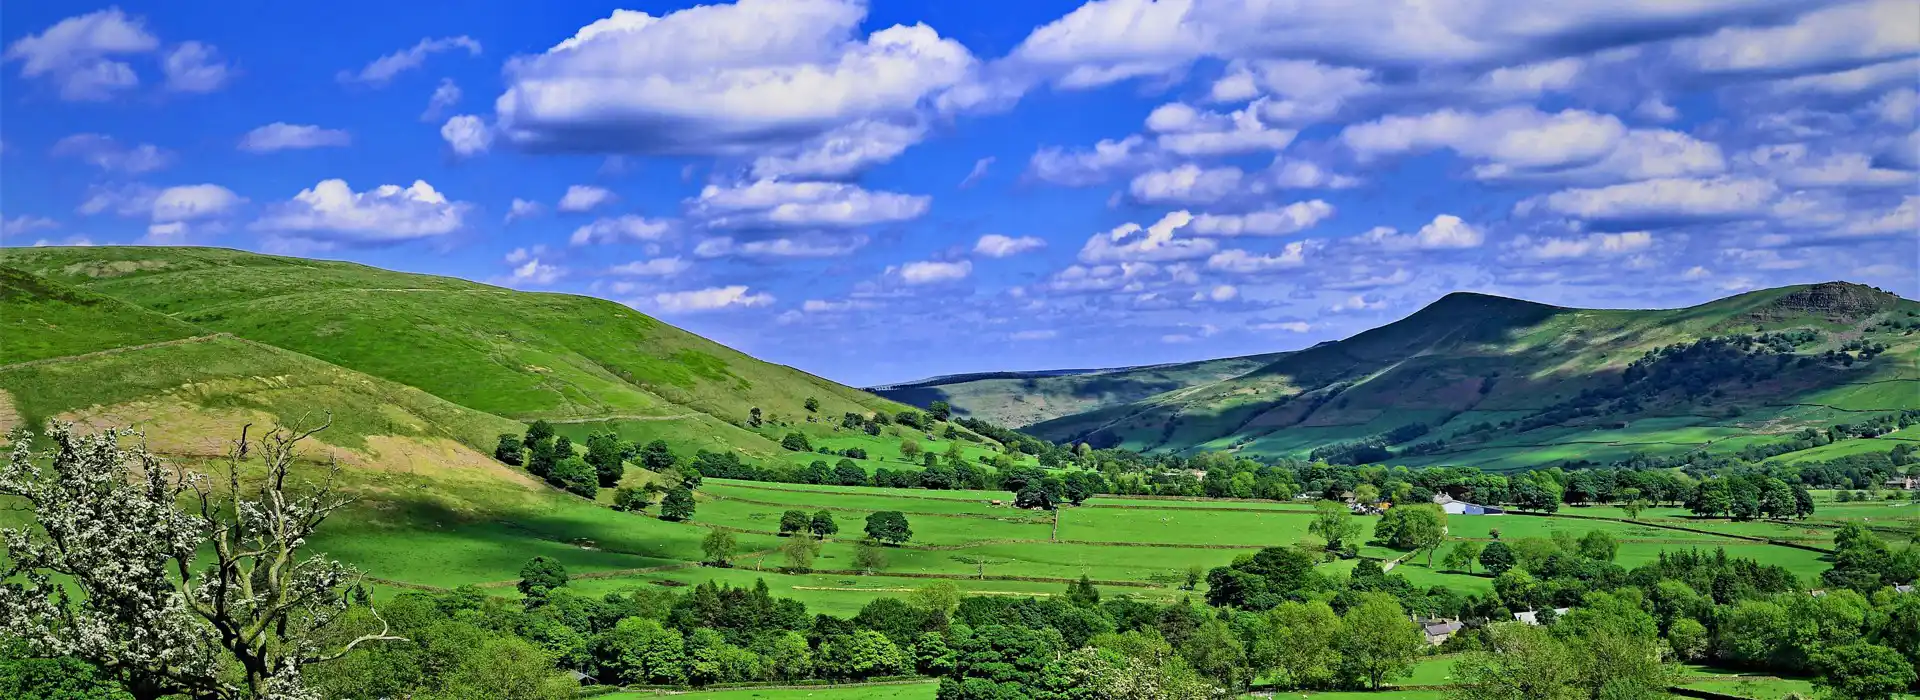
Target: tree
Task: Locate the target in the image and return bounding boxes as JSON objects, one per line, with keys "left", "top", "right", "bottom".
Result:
{"left": 613, "top": 486, "right": 652, "bottom": 512}
{"left": 1259, "top": 601, "right": 1342, "bottom": 690}
{"left": 818, "top": 630, "right": 907, "bottom": 679}
{"left": 547, "top": 456, "right": 599, "bottom": 497}
{"left": 1309, "top": 500, "right": 1362, "bottom": 553}
{"left": 1480, "top": 541, "right": 1517, "bottom": 575}
{"left": 854, "top": 542, "right": 889, "bottom": 574}
{"left": 1337, "top": 593, "right": 1424, "bottom": 691}
{"left": 804, "top": 397, "right": 820, "bottom": 412}
{"left": 583, "top": 430, "right": 628, "bottom": 488}
{"left": 494, "top": 433, "right": 525, "bottom": 465}
{"left": 523, "top": 419, "right": 554, "bottom": 450}
{"left": 1443, "top": 541, "right": 1485, "bottom": 573}
{"left": 810, "top": 510, "right": 840, "bottom": 539}
{"left": 1448, "top": 623, "right": 1584, "bottom": 700}
{"left": 637, "top": 439, "right": 678, "bottom": 473}
{"left": 834, "top": 459, "right": 867, "bottom": 486}
{"left": 748, "top": 407, "right": 762, "bottom": 427}
{"left": 1577, "top": 530, "right": 1619, "bottom": 562}
{"left": 779, "top": 509, "right": 811, "bottom": 536}
{"left": 899, "top": 439, "right": 922, "bottom": 461}
{"left": 660, "top": 487, "right": 696, "bottom": 521}
{"left": 1792, "top": 484, "right": 1816, "bottom": 518}
{"left": 1374, "top": 503, "right": 1447, "bottom": 565}
{"left": 865, "top": 511, "right": 913, "bottom": 545}
{"left": 1619, "top": 487, "right": 1646, "bottom": 520}
{"left": 1184, "top": 565, "right": 1204, "bottom": 591}
{"left": 517, "top": 557, "right": 569, "bottom": 601}
{"left": 0, "top": 421, "right": 403, "bottom": 700}
{"left": 928, "top": 400, "right": 952, "bottom": 422}
{"left": 593, "top": 617, "right": 685, "bottom": 685}
{"left": 1066, "top": 575, "right": 1102, "bottom": 608}
{"left": 701, "top": 528, "right": 737, "bottom": 566}
{"left": 1354, "top": 483, "right": 1381, "bottom": 505}
{"left": 780, "top": 535, "right": 819, "bottom": 572}
{"left": 780, "top": 432, "right": 812, "bottom": 452}
{"left": 908, "top": 581, "right": 962, "bottom": 618}
{"left": 1813, "top": 643, "right": 1916, "bottom": 700}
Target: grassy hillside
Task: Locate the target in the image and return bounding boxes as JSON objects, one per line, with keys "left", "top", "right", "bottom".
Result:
{"left": 979, "top": 283, "right": 1920, "bottom": 468}
{"left": 873, "top": 351, "right": 1289, "bottom": 428}
{"left": 0, "top": 246, "right": 916, "bottom": 459}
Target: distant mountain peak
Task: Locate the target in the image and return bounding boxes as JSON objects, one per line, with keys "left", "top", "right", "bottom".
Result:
{"left": 1750, "top": 281, "right": 1902, "bottom": 321}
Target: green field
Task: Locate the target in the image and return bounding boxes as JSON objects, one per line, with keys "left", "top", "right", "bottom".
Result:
{"left": 604, "top": 681, "right": 937, "bottom": 700}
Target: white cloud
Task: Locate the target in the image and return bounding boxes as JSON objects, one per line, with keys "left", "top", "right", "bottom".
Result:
{"left": 1129, "top": 164, "right": 1245, "bottom": 205}
{"left": 507, "top": 258, "right": 566, "bottom": 285}
{"left": 1206, "top": 242, "right": 1312, "bottom": 273}
{"left": 1009, "top": 0, "right": 1211, "bottom": 89}
{"left": 1522, "top": 177, "right": 1778, "bottom": 224}
{"left": 4, "top": 9, "right": 157, "bottom": 101}
{"left": 1766, "top": 57, "right": 1919, "bottom": 96}
{"left": 973, "top": 233, "right": 1046, "bottom": 258}
{"left": 1744, "top": 145, "right": 1914, "bottom": 189}
{"left": 610, "top": 257, "right": 691, "bottom": 277}
{"left": 504, "top": 246, "right": 545, "bottom": 264}
{"left": 1470, "top": 58, "right": 1584, "bottom": 101}
{"left": 1358, "top": 215, "right": 1485, "bottom": 250}
{"left": 494, "top": 1, "right": 976, "bottom": 156}
{"left": 1840, "top": 195, "right": 1918, "bottom": 237}
{"left": 1509, "top": 231, "right": 1654, "bottom": 261}
{"left": 1160, "top": 324, "right": 1219, "bottom": 344}
{"left": 1679, "top": 0, "right": 1918, "bottom": 77}
{"left": 339, "top": 36, "right": 481, "bottom": 85}
{"left": 691, "top": 180, "right": 930, "bottom": 228}
{"left": 1079, "top": 210, "right": 1216, "bottom": 263}
{"left": 2, "top": 216, "right": 59, "bottom": 236}
{"left": 440, "top": 115, "right": 492, "bottom": 157}
{"left": 1475, "top": 129, "right": 1726, "bottom": 183}
{"left": 960, "top": 157, "right": 995, "bottom": 187}
{"left": 570, "top": 215, "right": 674, "bottom": 245}
{"left": 252, "top": 179, "right": 468, "bottom": 242}
{"left": 161, "top": 41, "right": 229, "bottom": 93}
{"left": 652, "top": 285, "right": 775, "bottom": 313}
{"left": 694, "top": 235, "right": 869, "bottom": 258}
{"left": 1329, "top": 294, "right": 1388, "bottom": 312}
{"left": 51, "top": 134, "right": 172, "bottom": 173}
{"left": 1189, "top": 201, "right": 1334, "bottom": 236}
{"left": 1871, "top": 88, "right": 1917, "bottom": 126}
{"left": 557, "top": 185, "right": 616, "bottom": 213}
{"left": 1682, "top": 266, "right": 1712, "bottom": 280}
{"left": 1269, "top": 158, "right": 1362, "bottom": 189}
{"left": 1342, "top": 107, "right": 1625, "bottom": 172}
{"left": 423, "top": 78, "right": 461, "bottom": 121}
{"left": 1145, "top": 99, "right": 1296, "bottom": 156}
{"left": 506, "top": 198, "right": 542, "bottom": 222}
{"left": 892, "top": 259, "right": 973, "bottom": 285}
{"left": 238, "top": 123, "right": 351, "bottom": 153}
{"left": 1196, "top": 284, "right": 1239, "bottom": 302}
{"left": 749, "top": 120, "right": 926, "bottom": 179}
{"left": 1027, "top": 135, "right": 1162, "bottom": 186}
{"left": 802, "top": 299, "right": 879, "bottom": 313}
{"left": 1010, "top": 329, "right": 1059, "bottom": 341}
{"left": 1209, "top": 60, "right": 1375, "bottom": 125}
{"left": 1251, "top": 320, "right": 1312, "bottom": 333}
{"left": 151, "top": 184, "right": 243, "bottom": 223}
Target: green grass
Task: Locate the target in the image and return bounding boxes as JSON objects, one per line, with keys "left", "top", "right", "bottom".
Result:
{"left": 0, "top": 265, "right": 201, "bottom": 365}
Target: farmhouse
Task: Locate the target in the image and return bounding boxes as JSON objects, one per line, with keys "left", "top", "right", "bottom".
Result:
{"left": 1885, "top": 476, "right": 1917, "bottom": 490}
{"left": 1421, "top": 619, "right": 1463, "bottom": 645}
{"left": 1514, "top": 607, "right": 1571, "bottom": 625}
{"left": 1433, "top": 493, "right": 1505, "bottom": 515}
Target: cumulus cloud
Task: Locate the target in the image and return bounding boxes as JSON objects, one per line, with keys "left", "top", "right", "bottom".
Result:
{"left": 161, "top": 41, "right": 229, "bottom": 93}
{"left": 1207, "top": 242, "right": 1311, "bottom": 272}
{"left": 338, "top": 36, "right": 481, "bottom": 85}
{"left": 693, "top": 235, "right": 869, "bottom": 258}
{"left": 505, "top": 198, "right": 542, "bottom": 222}
{"left": 1079, "top": 210, "right": 1216, "bottom": 263}
{"left": 891, "top": 259, "right": 973, "bottom": 284}
{"left": 5, "top": 9, "right": 157, "bottom": 100}
{"left": 239, "top": 123, "right": 351, "bottom": 153}
{"left": 570, "top": 215, "right": 674, "bottom": 245}
{"left": 1145, "top": 100, "right": 1296, "bottom": 156}
{"left": 557, "top": 185, "right": 616, "bottom": 213}
{"left": 1678, "top": 0, "right": 1918, "bottom": 77}
{"left": 610, "top": 257, "right": 691, "bottom": 277}
{"left": 1744, "top": 145, "right": 1914, "bottom": 189}
{"left": 1208, "top": 59, "right": 1375, "bottom": 125}
{"left": 1250, "top": 320, "right": 1312, "bottom": 333}
{"left": 1129, "top": 164, "right": 1246, "bottom": 205}
{"left": 52, "top": 133, "right": 172, "bottom": 173}
{"left": 2, "top": 215, "right": 59, "bottom": 236}
{"left": 690, "top": 180, "right": 930, "bottom": 228}
{"left": 652, "top": 285, "right": 775, "bottom": 313}
{"left": 151, "top": 184, "right": 244, "bottom": 223}
{"left": 1839, "top": 195, "right": 1918, "bottom": 237}
{"left": 1509, "top": 231, "right": 1655, "bottom": 261}
{"left": 1027, "top": 135, "right": 1163, "bottom": 186}
{"left": 440, "top": 115, "right": 492, "bottom": 157}
{"left": 1189, "top": 201, "right": 1334, "bottom": 236}
{"left": 1342, "top": 107, "right": 1626, "bottom": 172}
{"left": 507, "top": 257, "right": 566, "bottom": 285}
{"left": 1329, "top": 294, "right": 1388, "bottom": 312}
{"left": 1009, "top": 329, "right": 1059, "bottom": 341}
{"left": 252, "top": 179, "right": 468, "bottom": 242}
{"left": 1269, "top": 158, "right": 1363, "bottom": 189}
{"left": 1520, "top": 177, "right": 1778, "bottom": 226}
{"left": 1357, "top": 215, "right": 1486, "bottom": 250}
{"left": 493, "top": 0, "right": 976, "bottom": 156}
{"left": 973, "top": 233, "right": 1046, "bottom": 258}
{"left": 960, "top": 157, "right": 995, "bottom": 187}
{"left": 749, "top": 120, "right": 927, "bottom": 179}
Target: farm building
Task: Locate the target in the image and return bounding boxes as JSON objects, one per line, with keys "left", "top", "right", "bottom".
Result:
{"left": 1434, "top": 493, "right": 1505, "bottom": 515}
{"left": 1514, "top": 607, "right": 1571, "bottom": 625}
{"left": 1421, "top": 619, "right": 1463, "bottom": 645}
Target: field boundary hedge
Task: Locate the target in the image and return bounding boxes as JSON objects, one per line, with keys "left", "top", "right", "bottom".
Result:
{"left": 1510, "top": 510, "right": 1836, "bottom": 554}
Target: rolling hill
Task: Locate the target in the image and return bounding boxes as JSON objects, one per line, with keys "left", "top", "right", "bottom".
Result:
{"left": 885, "top": 282, "right": 1920, "bottom": 470}
{"left": 0, "top": 246, "right": 921, "bottom": 461}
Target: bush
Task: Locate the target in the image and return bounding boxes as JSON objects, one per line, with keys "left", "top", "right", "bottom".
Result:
{"left": 780, "top": 432, "right": 812, "bottom": 452}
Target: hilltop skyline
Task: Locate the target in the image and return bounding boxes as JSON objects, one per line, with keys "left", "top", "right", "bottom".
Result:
{"left": 3, "top": 0, "right": 1916, "bottom": 386}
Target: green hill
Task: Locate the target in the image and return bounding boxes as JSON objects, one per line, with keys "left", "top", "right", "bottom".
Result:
{"left": 895, "top": 282, "right": 1920, "bottom": 470}
{"left": 871, "top": 351, "right": 1289, "bottom": 428}
{"left": 0, "top": 246, "right": 918, "bottom": 459}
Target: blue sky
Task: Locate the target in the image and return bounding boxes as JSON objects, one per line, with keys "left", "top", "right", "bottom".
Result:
{"left": 3, "top": 0, "right": 1916, "bottom": 387}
